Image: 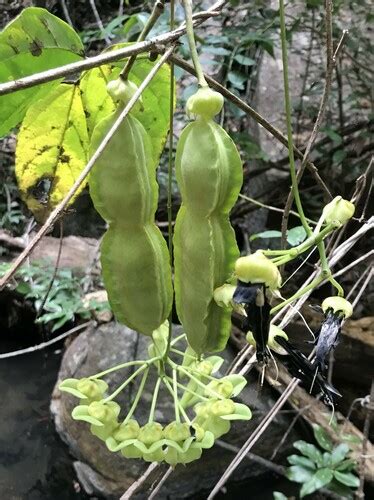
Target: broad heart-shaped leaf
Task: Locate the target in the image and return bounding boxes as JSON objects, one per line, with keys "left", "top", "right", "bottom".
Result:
{"left": 333, "top": 471, "right": 360, "bottom": 488}
{"left": 312, "top": 424, "right": 333, "bottom": 452}
{"left": 80, "top": 47, "right": 173, "bottom": 162}
{"left": 0, "top": 7, "right": 84, "bottom": 137}
{"left": 300, "top": 468, "right": 333, "bottom": 498}
{"left": 15, "top": 83, "right": 89, "bottom": 221}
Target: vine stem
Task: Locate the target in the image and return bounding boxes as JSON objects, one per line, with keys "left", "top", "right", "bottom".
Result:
{"left": 148, "top": 377, "right": 162, "bottom": 423}
{"left": 270, "top": 275, "right": 324, "bottom": 315}
{"left": 278, "top": 0, "right": 312, "bottom": 238}
{"left": 120, "top": 0, "right": 165, "bottom": 80}
{"left": 0, "top": 46, "right": 175, "bottom": 291}
{"left": 182, "top": 0, "right": 208, "bottom": 87}
{"left": 123, "top": 367, "right": 149, "bottom": 425}
{"left": 103, "top": 364, "right": 148, "bottom": 402}
{"left": 268, "top": 222, "right": 338, "bottom": 265}
{"left": 164, "top": 0, "right": 175, "bottom": 364}
{"left": 90, "top": 358, "right": 157, "bottom": 379}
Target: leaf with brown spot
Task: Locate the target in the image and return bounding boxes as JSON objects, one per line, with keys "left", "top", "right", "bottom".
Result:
{"left": 0, "top": 7, "right": 84, "bottom": 137}
{"left": 15, "top": 83, "right": 89, "bottom": 222}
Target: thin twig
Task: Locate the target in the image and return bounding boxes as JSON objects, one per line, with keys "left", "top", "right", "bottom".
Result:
{"left": 121, "top": 0, "right": 165, "bottom": 80}
{"left": 148, "top": 466, "right": 173, "bottom": 499}
{"left": 281, "top": 0, "right": 336, "bottom": 251}
{"left": 0, "top": 321, "right": 92, "bottom": 359}
{"left": 0, "top": 46, "right": 176, "bottom": 291}
{"left": 207, "top": 378, "right": 300, "bottom": 498}
{"left": 60, "top": 0, "right": 74, "bottom": 27}
{"left": 356, "top": 380, "right": 374, "bottom": 499}
{"left": 88, "top": 0, "right": 111, "bottom": 45}
{"left": 0, "top": 0, "right": 225, "bottom": 97}
{"left": 119, "top": 462, "right": 159, "bottom": 500}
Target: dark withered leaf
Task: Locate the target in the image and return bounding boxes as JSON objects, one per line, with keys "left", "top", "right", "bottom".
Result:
{"left": 315, "top": 311, "right": 343, "bottom": 373}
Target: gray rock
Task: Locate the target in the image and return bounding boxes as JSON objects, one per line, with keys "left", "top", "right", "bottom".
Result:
{"left": 51, "top": 322, "right": 299, "bottom": 499}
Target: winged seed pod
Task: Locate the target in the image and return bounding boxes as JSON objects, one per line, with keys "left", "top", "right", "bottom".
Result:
{"left": 89, "top": 79, "right": 173, "bottom": 334}
{"left": 173, "top": 86, "right": 243, "bottom": 355}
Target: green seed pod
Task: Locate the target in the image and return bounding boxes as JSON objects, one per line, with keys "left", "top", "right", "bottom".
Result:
{"left": 164, "top": 422, "right": 191, "bottom": 442}
{"left": 174, "top": 90, "right": 243, "bottom": 355}
{"left": 138, "top": 422, "right": 164, "bottom": 445}
{"left": 235, "top": 251, "right": 281, "bottom": 289}
{"left": 322, "top": 296, "right": 353, "bottom": 318}
{"left": 90, "top": 93, "right": 173, "bottom": 335}
{"left": 322, "top": 196, "right": 355, "bottom": 225}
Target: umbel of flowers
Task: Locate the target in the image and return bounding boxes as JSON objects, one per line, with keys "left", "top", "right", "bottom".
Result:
{"left": 60, "top": 322, "right": 252, "bottom": 466}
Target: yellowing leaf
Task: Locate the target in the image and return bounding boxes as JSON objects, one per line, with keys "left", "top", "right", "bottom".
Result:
{"left": 15, "top": 83, "right": 89, "bottom": 221}
{"left": 0, "top": 7, "right": 84, "bottom": 137}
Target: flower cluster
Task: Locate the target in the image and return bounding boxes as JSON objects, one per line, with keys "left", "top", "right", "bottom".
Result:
{"left": 59, "top": 325, "right": 252, "bottom": 465}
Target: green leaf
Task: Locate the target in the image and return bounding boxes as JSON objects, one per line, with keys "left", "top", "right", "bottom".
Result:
{"left": 328, "top": 479, "right": 355, "bottom": 498}
{"left": 227, "top": 70, "right": 247, "bottom": 89}
{"left": 0, "top": 7, "right": 84, "bottom": 137}
{"left": 250, "top": 230, "right": 282, "bottom": 241}
{"left": 15, "top": 83, "right": 89, "bottom": 222}
{"left": 336, "top": 459, "right": 356, "bottom": 472}
{"left": 234, "top": 54, "right": 256, "bottom": 66}
{"left": 300, "top": 468, "right": 333, "bottom": 498}
{"left": 273, "top": 493, "right": 288, "bottom": 500}
{"left": 333, "top": 471, "right": 360, "bottom": 488}
{"left": 287, "top": 454, "right": 316, "bottom": 469}
{"left": 333, "top": 149, "right": 347, "bottom": 164}
{"left": 341, "top": 433, "right": 362, "bottom": 445}
{"left": 293, "top": 440, "right": 323, "bottom": 465}
{"left": 287, "top": 226, "right": 307, "bottom": 246}
{"left": 322, "top": 127, "right": 343, "bottom": 145}
{"left": 286, "top": 465, "right": 314, "bottom": 483}
{"left": 312, "top": 424, "right": 333, "bottom": 451}
{"left": 331, "top": 443, "right": 350, "bottom": 465}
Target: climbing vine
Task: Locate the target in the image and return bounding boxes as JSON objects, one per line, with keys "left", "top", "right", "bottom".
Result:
{"left": 0, "top": 0, "right": 370, "bottom": 493}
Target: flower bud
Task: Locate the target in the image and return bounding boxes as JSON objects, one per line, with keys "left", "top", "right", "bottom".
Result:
{"left": 235, "top": 251, "right": 281, "bottom": 289}
{"left": 322, "top": 296, "right": 353, "bottom": 319}
{"left": 205, "top": 379, "right": 233, "bottom": 398}
{"left": 164, "top": 422, "right": 191, "bottom": 442}
{"left": 107, "top": 78, "right": 142, "bottom": 107}
{"left": 186, "top": 87, "right": 224, "bottom": 119}
{"left": 322, "top": 196, "right": 355, "bottom": 225}
{"left": 196, "top": 360, "right": 213, "bottom": 376}
{"left": 113, "top": 419, "right": 140, "bottom": 441}
{"left": 191, "top": 423, "right": 205, "bottom": 441}
{"left": 210, "top": 399, "right": 235, "bottom": 417}
{"left": 194, "top": 402, "right": 211, "bottom": 419}
{"left": 87, "top": 401, "right": 119, "bottom": 424}
{"left": 213, "top": 284, "right": 235, "bottom": 308}
{"left": 76, "top": 378, "right": 108, "bottom": 401}
{"left": 138, "top": 422, "right": 163, "bottom": 445}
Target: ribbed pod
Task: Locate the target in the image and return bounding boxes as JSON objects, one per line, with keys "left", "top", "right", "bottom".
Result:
{"left": 89, "top": 110, "right": 173, "bottom": 335}
{"left": 174, "top": 117, "right": 243, "bottom": 354}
